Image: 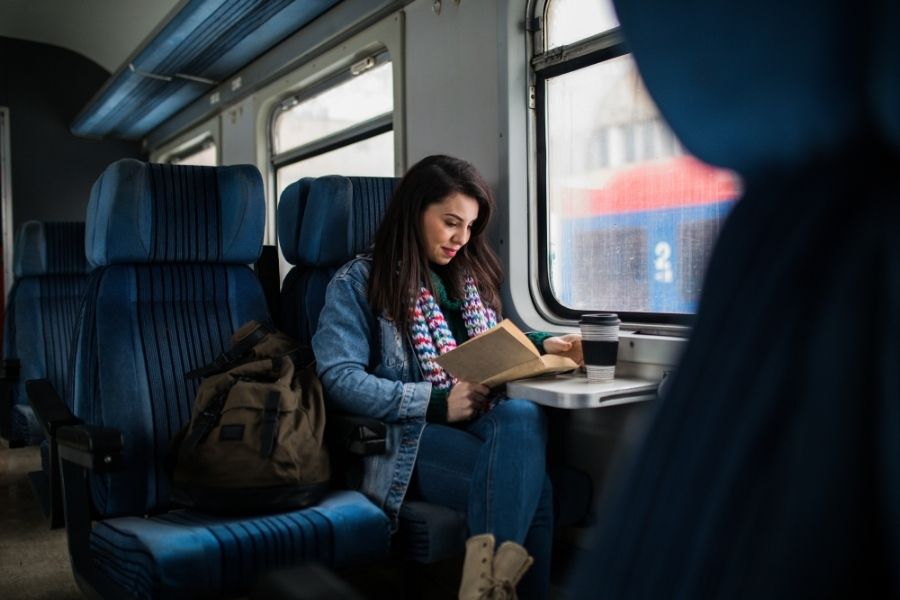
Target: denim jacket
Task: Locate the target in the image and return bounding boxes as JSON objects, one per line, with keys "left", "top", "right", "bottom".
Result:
{"left": 312, "top": 256, "right": 431, "bottom": 530}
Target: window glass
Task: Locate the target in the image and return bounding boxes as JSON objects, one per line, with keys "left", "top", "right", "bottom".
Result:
{"left": 273, "top": 62, "right": 393, "bottom": 155}
{"left": 170, "top": 142, "right": 217, "bottom": 166}
{"left": 274, "top": 131, "right": 394, "bottom": 199}
{"left": 546, "top": 0, "right": 619, "bottom": 49}
{"left": 544, "top": 53, "right": 739, "bottom": 314}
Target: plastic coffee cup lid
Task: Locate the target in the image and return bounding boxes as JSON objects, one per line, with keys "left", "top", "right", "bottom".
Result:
{"left": 579, "top": 313, "right": 620, "bottom": 326}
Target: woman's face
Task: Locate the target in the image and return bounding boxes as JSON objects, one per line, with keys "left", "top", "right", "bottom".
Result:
{"left": 420, "top": 192, "right": 480, "bottom": 265}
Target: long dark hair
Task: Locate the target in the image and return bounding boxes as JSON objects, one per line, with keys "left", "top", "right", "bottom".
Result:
{"left": 369, "top": 155, "right": 503, "bottom": 331}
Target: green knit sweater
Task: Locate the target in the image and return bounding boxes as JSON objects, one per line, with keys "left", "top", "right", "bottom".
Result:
{"left": 425, "top": 270, "right": 553, "bottom": 422}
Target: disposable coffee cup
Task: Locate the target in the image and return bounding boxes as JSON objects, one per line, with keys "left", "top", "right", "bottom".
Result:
{"left": 579, "top": 313, "right": 620, "bottom": 382}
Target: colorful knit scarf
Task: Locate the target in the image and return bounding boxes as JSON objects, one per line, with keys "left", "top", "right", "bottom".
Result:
{"left": 410, "top": 273, "right": 498, "bottom": 390}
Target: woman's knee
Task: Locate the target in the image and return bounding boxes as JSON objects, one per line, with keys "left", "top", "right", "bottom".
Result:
{"left": 492, "top": 398, "right": 547, "bottom": 434}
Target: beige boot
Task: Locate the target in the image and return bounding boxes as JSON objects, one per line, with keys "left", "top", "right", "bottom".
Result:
{"left": 459, "top": 533, "right": 497, "bottom": 600}
{"left": 491, "top": 541, "right": 533, "bottom": 599}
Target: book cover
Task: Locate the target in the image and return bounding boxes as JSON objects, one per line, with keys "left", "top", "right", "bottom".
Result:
{"left": 434, "top": 319, "right": 578, "bottom": 388}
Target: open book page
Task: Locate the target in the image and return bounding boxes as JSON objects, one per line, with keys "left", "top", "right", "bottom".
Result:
{"left": 480, "top": 354, "right": 576, "bottom": 388}
{"left": 435, "top": 320, "right": 578, "bottom": 388}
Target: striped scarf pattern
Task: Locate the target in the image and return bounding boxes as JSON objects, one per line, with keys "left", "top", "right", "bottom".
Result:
{"left": 410, "top": 274, "right": 498, "bottom": 390}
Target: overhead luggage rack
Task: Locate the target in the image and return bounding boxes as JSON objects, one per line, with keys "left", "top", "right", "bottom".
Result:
{"left": 70, "top": 0, "right": 339, "bottom": 140}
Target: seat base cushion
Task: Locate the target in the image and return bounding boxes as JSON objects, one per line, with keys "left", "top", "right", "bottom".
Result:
{"left": 89, "top": 490, "right": 390, "bottom": 600}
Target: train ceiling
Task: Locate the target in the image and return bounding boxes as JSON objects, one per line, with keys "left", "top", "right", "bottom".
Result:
{"left": 0, "top": 0, "right": 181, "bottom": 73}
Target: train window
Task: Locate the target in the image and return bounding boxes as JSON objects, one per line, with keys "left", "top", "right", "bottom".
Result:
{"left": 546, "top": 0, "right": 619, "bottom": 49}
{"left": 150, "top": 120, "right": 220, "bottom": 167}
{"left": 274, "top": 130, "right": 393, "bottom": 197}
{"left": 169, "top": 139, "right": 217, "bottom": 166}
{"left": 271, "top": 53, "right": 393, "bottom": 199}
{"left": 535, "top": 0, "right": 740, "bottom": 322}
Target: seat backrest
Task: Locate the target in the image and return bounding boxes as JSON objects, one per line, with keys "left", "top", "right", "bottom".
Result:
{"left": 3, "top": 221, "right": 89, "bottom": 442}
{"left": 278, "top": 176, "right": 398, "bottom": 345}
{"left": 72, "top": 159, "right": 270, "bottom": 517}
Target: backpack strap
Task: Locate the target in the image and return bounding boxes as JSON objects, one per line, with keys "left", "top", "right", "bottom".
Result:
{"left": 182, "top": 391, "right": 231, "bottom": 451}
{"left": 185, "top": 322, "right": 274, "bottom": 379}
{"left": 258, "top": 356, "right": 284, "bottom": 458}
{"left": 259, "top": 390, "right": 281, "bottom": 458}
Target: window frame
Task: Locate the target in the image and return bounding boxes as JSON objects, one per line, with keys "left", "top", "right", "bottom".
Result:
{"left": 245, "top": 12, "right": 403, "bottom": 271}
{"left": 149, "top": 117, "right": 221, "bottom": 166}
{"left": 167, "top": 137, "right": 218, "bottom": 166}
{"left": 531, "top": 2, "right": 692, "bottom": 326}
{"left": 268, "top": 51, "right": 394, "bottom": 176}
{"left": 266, "top": 51, "right": 395, "bottom": 281}
{"left": 1, "top": 107, "right": 12, "bottom": 302}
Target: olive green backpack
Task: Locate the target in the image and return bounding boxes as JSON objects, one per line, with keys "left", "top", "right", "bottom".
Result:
{"left": 169, "top": 320, "right": 330, "bottom": 513}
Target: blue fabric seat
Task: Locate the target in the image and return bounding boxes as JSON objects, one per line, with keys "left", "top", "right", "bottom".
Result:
{"left": 52, "top": 160, "right": 389, "bottom": 599}
{"left": 90, "top": 491, "right": 387, "bottom": 599}
{"left": 278, "top": 176, "right": 398, "bottom": 346}
{"left": 278, "top": 175, "right": 474, "bottom": 563}
{"left": 0, "top": 221, "right": 88, "bottom": 446}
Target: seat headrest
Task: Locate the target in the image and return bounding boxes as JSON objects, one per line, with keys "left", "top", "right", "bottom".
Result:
{"left": 276, "top": 178, "right": 314, "bottom": 265}
{"left": 14, "top": 221, "right": 88, "bottom": 277}
{"left": 612, "top": 0, "right": 898, "bottom": 176}
{"left": 278, "top": 176, "right": 398, "bottom": 267}
{"left": 86, "top": 159, "right": 264, "bottom": 266}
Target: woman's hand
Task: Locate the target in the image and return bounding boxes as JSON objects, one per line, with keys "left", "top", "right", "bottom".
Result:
{"left": 544, "top": 334, "right": 584, "bottom": 366}
{"left": 446, "top": 381, "right": 490, "bottom": 422}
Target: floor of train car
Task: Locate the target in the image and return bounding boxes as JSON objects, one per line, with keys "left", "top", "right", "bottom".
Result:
{"left": 0, "top": 443, "right": 80, "bottom": 599}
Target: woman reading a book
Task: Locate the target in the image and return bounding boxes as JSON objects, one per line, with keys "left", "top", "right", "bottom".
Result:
{"left": 313, "top": 155, "right": 582, "bottom": 599}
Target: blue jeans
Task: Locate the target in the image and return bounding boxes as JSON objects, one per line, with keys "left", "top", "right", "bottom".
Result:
{"left": 411, "top": 398, "right": 554, "bottom": 600}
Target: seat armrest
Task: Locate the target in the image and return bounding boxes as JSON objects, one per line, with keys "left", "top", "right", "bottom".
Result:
{"left": 56, "top": 425, "right": 125, "bottom": 585}
{"left": 0, "top": 358, "right": 19, "bottom": 381}
{"left": 57, "top": 424, "right": 124, "bottom": 473}
{"left": 327, "top": 412, "right": 387, "bottom": 456}
{"left": 26, "top": 379, "right": 81, "bottom": 437}
{"left": 0, "top": 360, "right": 19, "bottom": 441}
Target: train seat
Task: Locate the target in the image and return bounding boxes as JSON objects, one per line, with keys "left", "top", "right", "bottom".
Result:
{"left": 0, "top": 221, "right": 88, "bottom": 448}
{"left": 278, "top": 175, "right": 472, "bottom": 564}
{"left": 37, "top": 160, "right": 389, "bottom": 599}
{"left": 277, "top": 176, "right": 398, "bottom": 344}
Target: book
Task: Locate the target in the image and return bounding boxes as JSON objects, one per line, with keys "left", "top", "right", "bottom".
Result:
{"left": 434, "top": 319, "right": 578, "bottom": 388}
